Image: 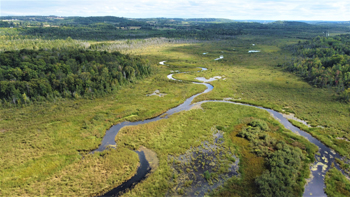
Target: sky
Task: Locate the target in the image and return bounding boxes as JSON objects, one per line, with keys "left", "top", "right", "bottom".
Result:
{"left": 1, "top": 0, "right": 349, "bottom": 21}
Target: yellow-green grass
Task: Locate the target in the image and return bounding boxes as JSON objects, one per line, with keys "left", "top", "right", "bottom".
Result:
{"left": 325, "top": 167, "right": 350, "bottom": 197}
{"left": 0, "top": 82, "right": 205, "bottom": 195}
{"left": 114, "top": 102, "right": 316, "bottom": 196}
{"left": 335, "top": 158, "right": 350, "bottom": 176}
{"left": 166, "top": 38, "right": 350, "bottom": 158}
{"left": 0, "top": 34, "right": 349, "bottom": 196}
{"left": 172, "top": 73, "right": 201, "bottom": 82}
{"left": 1, "top": 148, "right": 139, "bottom": 196}
{"left": 0, "top": 43, "right": 208, "bottom": 196}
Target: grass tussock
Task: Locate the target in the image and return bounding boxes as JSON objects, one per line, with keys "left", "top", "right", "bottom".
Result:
{"left": 325, "top": 166, "right": 350, "bottom": 197}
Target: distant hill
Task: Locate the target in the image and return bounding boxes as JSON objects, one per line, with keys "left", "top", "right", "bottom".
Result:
{"left": 72, "top": 16, "right": 146, "bottom": 26}
{"left": 1, "top": 16, "right": 348, "bottom": 26}
{"left": 269, "top": 21, "right": 311, "bottom": 26}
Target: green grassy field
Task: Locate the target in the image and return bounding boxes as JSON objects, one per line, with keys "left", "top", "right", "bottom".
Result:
{"left": 180, "top": 38, "right": 350, "bottom": 158}
{"left": 115, "top": 102, "right": 316, "bottom": 196}
{"left": 0, "top": 43, "right": 207, "bottom": 196}
{"left": 1, "top": 35, "right": 349, "bottom": 196}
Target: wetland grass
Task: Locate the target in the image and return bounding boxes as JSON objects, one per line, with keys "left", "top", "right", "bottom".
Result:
{"left": 114, "top": 102, "right": 315, "bottom": 196}
{"left": 325, "top": 167, "right": 350, "bottom": 197}
{"left": 0, "top": 43, "right": 207, "bottom": 196}
{"left": 1, "top": 35, "right": 349, "bottom": 196}
{"left": 177, "top": 38, "right": 350, "bottom": 159}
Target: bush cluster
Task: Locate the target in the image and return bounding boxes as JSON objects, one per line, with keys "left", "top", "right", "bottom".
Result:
{"left": 237, "top": 119, "right": 306, "bottom": 196}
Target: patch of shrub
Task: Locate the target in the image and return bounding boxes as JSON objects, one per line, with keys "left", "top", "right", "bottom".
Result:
{"left": 204, "top": 170, "right": 211, "bottom": 181}
{"left": 249, "top": 119, "right": 269, "bottom": 131}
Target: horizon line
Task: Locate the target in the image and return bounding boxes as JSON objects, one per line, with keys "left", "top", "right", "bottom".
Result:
{"left": 0, "top": 15, "right": 349, "bottom": 22}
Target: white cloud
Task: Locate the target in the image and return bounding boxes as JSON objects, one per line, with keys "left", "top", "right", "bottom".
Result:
{"left": 0, "top": 0, "right": 349, "bottom": 21}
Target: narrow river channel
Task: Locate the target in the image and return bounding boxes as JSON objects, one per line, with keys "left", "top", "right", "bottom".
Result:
{"left": 93, "top": 64, "right": 347, "bottom": 197}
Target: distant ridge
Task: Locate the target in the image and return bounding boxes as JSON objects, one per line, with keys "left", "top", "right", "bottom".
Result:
{"left": 0, "top": 16, "right": 348, "bottom": 25}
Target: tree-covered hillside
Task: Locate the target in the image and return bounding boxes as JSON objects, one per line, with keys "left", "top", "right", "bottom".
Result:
{"left": 3, "top": 16, "right": 349, "bottom": 41}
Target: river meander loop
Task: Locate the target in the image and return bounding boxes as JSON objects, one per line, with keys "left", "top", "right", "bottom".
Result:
{"left": 94, "top": 61, "right": 347, "bottom": 197}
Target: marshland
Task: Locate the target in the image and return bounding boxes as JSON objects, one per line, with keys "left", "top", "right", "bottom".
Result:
{"left": 0, "top": 16, "right": 350, "bottom": 197}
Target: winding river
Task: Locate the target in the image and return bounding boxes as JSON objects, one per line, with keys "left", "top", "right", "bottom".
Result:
{"left": 94, "top": 63, "right": 347, "bottom": 197}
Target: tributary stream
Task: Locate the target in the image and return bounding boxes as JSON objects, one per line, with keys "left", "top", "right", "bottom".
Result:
{"left": 94, "top": 64, "right": 347, "bottom": 197}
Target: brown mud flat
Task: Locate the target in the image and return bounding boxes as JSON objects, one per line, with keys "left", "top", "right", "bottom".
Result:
{"left": 190, "top": 103, "right": 203, "bottom": 110}
{"left": 139, "top": 146, "right": 159, "bottom": 173}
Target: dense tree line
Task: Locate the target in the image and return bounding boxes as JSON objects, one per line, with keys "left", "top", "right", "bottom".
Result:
{"left": 2, "top": 16, "right": 349, "bottom": 41}
{"left": 0, "top": 21, "right": 10, "bottom": 27}
{"left": 19, "top": 24, "right": 164, "bottom": 40}
{"left": 15, "top": 22, "right": 263, "bottom": 41}
{"left": 0, "top": 49, "right": 151, "bottom": 106}
{"left": 2, "top": 16, "right": 348, "bottom": 41}
{"left": 282, "top": 35, "right": 350, "bottom": 101}
{"left": 0, "top": 16, "right": 151, "bottom": 28}
{"left": 19, "top": 21, "right": 345, "bottom": 41}
{"left": 72, "top": 16, "right": 147, "bottom": 27}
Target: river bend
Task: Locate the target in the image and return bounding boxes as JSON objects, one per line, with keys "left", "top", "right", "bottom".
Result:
{"left": 93, "top": 63, "right": 347, "bottom": 197}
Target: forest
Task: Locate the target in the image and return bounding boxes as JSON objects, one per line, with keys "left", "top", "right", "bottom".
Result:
{"left": 18, "top": 21, "right": 347, "bottom": 40}
{"left": 2, "top": 16, "right": 349, "bottom": 41}
{"left": 282, "top": 35, "right": 350, "bottom": 101}
{"left": 0, "top": 49, "right": 151, "bottom": 107}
